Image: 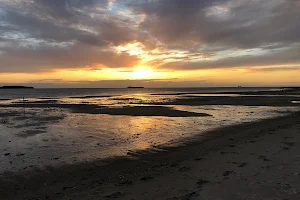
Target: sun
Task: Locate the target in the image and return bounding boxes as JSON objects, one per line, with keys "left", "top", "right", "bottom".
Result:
{"left": 130, "top": 67, "right": 155, "bottom": 79}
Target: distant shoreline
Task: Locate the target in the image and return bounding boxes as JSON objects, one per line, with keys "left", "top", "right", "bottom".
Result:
{"left": 127, "top": 86, "right": 144, "bottom": 88}
{"left": 0, "top": 86, "right": 34, "bottom": 89}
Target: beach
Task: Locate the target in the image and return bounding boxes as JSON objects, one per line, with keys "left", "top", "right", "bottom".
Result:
{"left": 0, "top": 112, "right": 299, "bottom": 199}
{"left": 0, "top": 87, "right": 300, "bottom": 199}
{"left": 2, "top": 0, "right": 300, "bottom": 198}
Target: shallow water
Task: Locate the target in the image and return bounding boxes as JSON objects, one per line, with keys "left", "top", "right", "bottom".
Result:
{"left": 0, "top": 87, "right": 276, "bottom": 101}
{"left": 0, "top": 87, "right": 299, "bottom": 173}
{"left": 0, "top": 105, "right": 298, "bottom": 173}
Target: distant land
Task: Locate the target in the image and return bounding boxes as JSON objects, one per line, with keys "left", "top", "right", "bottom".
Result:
{"left": 127, "top": 86, "right": 144, "bottom": 89}
{"left": 0, "top": 86, "right": 34, "bottom": 89}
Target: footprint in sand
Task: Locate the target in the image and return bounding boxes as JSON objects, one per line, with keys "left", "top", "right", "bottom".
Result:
{"left": 281, "top": 146, "right": 290, "bottom": 150}
{"left": 238, "top": 162, "right": 248, "bottom": 168}
{"left": 168, "top": 191, "right": 199, "bottom": 200}
{"left": 220, "top": 151, "right": 237, "bottom": 155}
{"left": 170, "top": 163, "right": 179, "bottom": 167}
{"left": 222, "top": 171, "right": 235, "bottom": 176}
{"left": 196, "top": 179, "right": 210, "bottom": 187}
{"left": 282, "top": 142, "right": 295, "bottom": 147}
{"left": 140, "top": 176, "right": 154, "bottom": 181}
{"left": 178, "top": 166, "right": 191, "bottom": 172}
{"left": 104, "top": 192, "right": 124, "bottom": 198}
{"left": 261, "top": 165, "right": 271, "bottom": 169}
{"left": 118, "top": 180, "right": 132, "bottom": 186}
{"left": 258, "top": 155, "right": 271, "bottom": 161}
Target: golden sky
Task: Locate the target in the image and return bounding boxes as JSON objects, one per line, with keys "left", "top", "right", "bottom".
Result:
{"left": 1, "top": 0, "right": 300, "bottom": 87}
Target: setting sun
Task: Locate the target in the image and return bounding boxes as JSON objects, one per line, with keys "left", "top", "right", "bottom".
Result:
{"left": 129, "top": 67, "right": 156, "bottom": 79}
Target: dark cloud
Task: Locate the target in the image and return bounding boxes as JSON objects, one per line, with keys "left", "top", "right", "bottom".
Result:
{"left": 128, "top": 0, "right": 224, "bottom": 46}
{"left": 1, "top": 0, "right": 300, "bottom": 73}
{"left": 0, "top": 0, "right": 143, "bottom": 72}
{"left": 160, "top": 44, "right": 300, "bottom": 70}
{"left": 0, "top": 0, "right": 136, "bottom": 45}
{"left": 127, "top": 0, "right": 300, "bottom": 54}
{"left": 249, "top": 66, "right": 300, "bottom": 72}
{"left": 126, "top": 0, "right": 300, "bottom": 71}
{"left": 0, "top": 44, "right": 140, "bottom": 72}
{"left": 22, "top": 79, "right": 210, "bottom": 88}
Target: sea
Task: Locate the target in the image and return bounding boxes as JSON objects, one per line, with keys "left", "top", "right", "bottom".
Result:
{"left": 0, "top": 87, "right": 298, "bottom": 173}
{"left": 0, "top": 87, "right": 280, "bottom": 100}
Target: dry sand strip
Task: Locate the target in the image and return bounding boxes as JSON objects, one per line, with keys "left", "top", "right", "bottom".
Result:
{"left": 1, "top": 113, "right": 300, "bottom": 200}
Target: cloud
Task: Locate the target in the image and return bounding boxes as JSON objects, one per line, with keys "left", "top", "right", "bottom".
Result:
{"left": 159, "top": 44, "right": 300, "bottom": 70}
{"left": 21, "top": 79, "right": 210, "bottom": 88}
{"left": 1, "top": 0, "right": 300, "bottom": 75}
{"left": 249, "top": 66, "right": 300, "bottom": 72}
{"left": 0, "top": 0, "right": 144, "bottom": 72}
{"left": 125, "top": 0, "right": 300, "bottom": 71}
{"left": 128, "top": 0, "right": 300, "bottom": 50}
{"left": 0, "top": 43, "right": 140, "bottom": 72}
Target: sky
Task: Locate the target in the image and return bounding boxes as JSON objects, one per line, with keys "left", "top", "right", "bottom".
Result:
{"left": 0, "top": 0, "right": 300, "bottom": 88}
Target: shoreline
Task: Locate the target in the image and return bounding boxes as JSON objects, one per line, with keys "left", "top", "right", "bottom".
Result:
{"left": 1, "top": 94, "right": 300, "bottom": 108}
{"left": 1, "top": 112, "right": 300, "bottom": 199}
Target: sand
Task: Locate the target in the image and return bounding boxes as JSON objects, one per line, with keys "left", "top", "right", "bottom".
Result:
{"left": 1, "top": 112, "right": 300, "bottom": 200}
{"left": 140, "top": 96, "right": 300, "bottom": 107}
{"left": 72, "top": 106, "right": 211, "bottom": 117}
{"left": 148, "top": 87, "right": 300, "bottom": 106}
{"left": 0, "top": 104, "right": 210, "bottom": 117}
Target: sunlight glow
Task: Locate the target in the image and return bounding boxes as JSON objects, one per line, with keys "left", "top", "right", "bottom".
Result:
{"left": 115, "top": 42, "right": 145, "bottom": 56}
{"left": 129, "top": 67, "right": 155, "bottom": 79}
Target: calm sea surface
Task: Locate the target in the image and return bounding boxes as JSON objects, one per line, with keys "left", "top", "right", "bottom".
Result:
{"left": 0, "top": 87, "right": 276, "bottom": 99}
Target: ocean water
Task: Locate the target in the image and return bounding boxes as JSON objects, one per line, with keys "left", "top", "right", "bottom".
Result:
{"left": 0, "top": 87, "right": 279, "bottom": 107}
{"left": 0, "top": 87, "right": 298, "bottom": 173}
{"left": 0, "top": 87, "right": 275, "bottom": 100}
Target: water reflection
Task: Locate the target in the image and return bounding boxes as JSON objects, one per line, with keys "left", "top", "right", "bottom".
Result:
{"left": 0, "top": 92, "right": 175, "bottom": 107}
{"left": 0, "top": 105, "right": 298, "bottom": 173}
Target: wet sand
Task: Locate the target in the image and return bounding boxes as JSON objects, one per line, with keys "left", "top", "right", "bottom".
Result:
{"left": 71, "top": 106, "right": 211, "bottom": 117}
{"left": 147, "top": 87, "right": 300, "bottom": 106}
{"left": 0, "top": 104, "right": 210, "bottom": 117}
{"left": 1, "top": 112, "right": 300, "bottom": 200}
{"left": 152, "top": 96, "right": 300, "bottom": 106}
{"left": 151, "top": 87, "right": 300, "bottom": 96}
